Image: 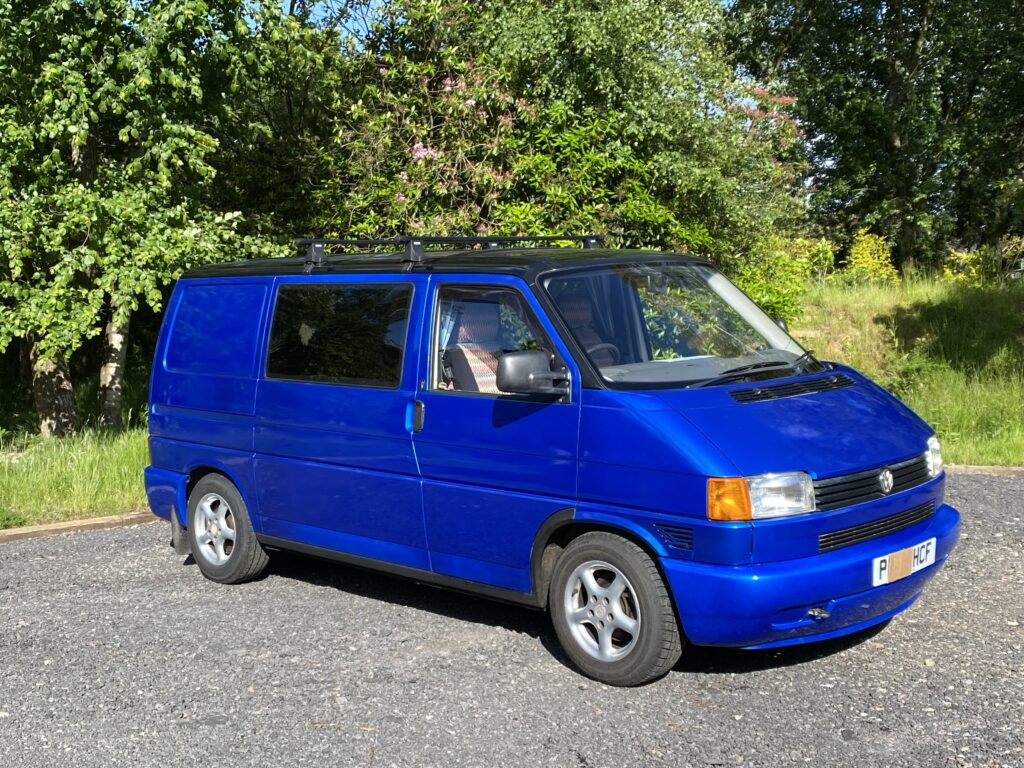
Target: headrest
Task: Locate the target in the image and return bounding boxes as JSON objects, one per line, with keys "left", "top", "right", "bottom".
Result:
{"left": 457, "top": 300, "right": 501, "bottom": 343}
{"left": 557, "top": 294, "right": 594, "bottom": 328}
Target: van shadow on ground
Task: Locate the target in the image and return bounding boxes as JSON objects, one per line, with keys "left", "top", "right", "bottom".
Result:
{"left": 220, "top": 550, "right": 888, "bottom": 679}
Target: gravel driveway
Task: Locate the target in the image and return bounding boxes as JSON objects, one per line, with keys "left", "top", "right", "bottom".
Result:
{"left": 1, "top": 473, "right": 1021, "bottom": 768}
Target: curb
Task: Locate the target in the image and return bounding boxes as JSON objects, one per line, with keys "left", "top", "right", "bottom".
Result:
{"left": 0, "top": 512, "right": 159, "bottom": 544}
{"left": 946, "top": 463, "right": 1024, "bottom": 478}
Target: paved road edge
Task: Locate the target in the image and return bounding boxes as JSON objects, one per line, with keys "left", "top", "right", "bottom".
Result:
{"left": 946, "top": 463, "right": 1024, "bottom": 478}
{"left": 0, "top": 512, "right": 159, "bottom": 544}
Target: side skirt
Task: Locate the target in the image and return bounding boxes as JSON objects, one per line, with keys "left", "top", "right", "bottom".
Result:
{"left": 256, "top": 534, "right": 545, "bottom": 610}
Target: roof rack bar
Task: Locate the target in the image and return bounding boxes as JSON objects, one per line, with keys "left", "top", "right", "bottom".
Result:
{"left": 295, "top": 234, "right": 605, "bottom": 269}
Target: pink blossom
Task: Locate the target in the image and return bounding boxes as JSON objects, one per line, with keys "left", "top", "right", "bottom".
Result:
{"left": 773, "top": 95, "right": 798, "bottom": 107}
{"left": 395, "top": 192, "right": 406, "bottom": 203}
{"left": 497, "top": 114, "right": 514, "bottom": 128}
{"left": 410, "top": 142, "right": 438, "bottom": 161}
{"left": 378, "top": 67, "right": 387, "bottom": 75}
{"left": 477, "top": 110, "right": 487, "bottom": 120}
{"left": 399, "top": 171, "right": 409, "bottom": 181}
{"left": 464, "top": 98, "right": 476, "bottom": 107}
{"left": 442, "top": 76, "right": 455, "bottom": 91}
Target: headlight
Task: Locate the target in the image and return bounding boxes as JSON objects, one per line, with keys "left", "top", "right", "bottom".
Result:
{"left": 747, "top": 472, "right": 816, "bottom": 519}
{"left": 708, "top": 471, "right": 816, "bottom": 521}
{"left": 926, "top": 435, "right": 943, "bottom": 478}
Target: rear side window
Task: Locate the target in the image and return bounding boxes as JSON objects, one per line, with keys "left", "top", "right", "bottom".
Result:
{"left": 166, "top": 283, "right": 267, "bottom": 376}
{"left": 267, "top": 283, "right": 412, "bottom": 388}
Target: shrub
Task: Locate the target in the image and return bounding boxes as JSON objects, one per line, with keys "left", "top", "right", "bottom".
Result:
{"left": 841, "top": 229, "right": 899, "bottom": 284}
{"left": 732, "top": 235, "right": 818, "bottom": 323}
{"left": 943, "top": 247, "right": 991, "bottom": 286}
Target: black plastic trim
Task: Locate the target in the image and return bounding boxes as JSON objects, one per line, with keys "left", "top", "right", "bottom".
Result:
{"left": 528, "top": 507, "right": 577, "bottom": 606}
{"left": 818, "top": 501, "right": 936, "bottom": 553}
{"left": 256, "top": 535, "right": 544, "bottom": 609}
{"left": 814, "top": 454, "right": 932, "bottom": 511}
{"left": 729, "top": 373, "right": 855, "bottom": 403}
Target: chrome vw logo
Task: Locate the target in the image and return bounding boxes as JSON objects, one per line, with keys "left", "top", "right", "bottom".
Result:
{"left": 878, "top": 468, "right": 894, "bottom": 494}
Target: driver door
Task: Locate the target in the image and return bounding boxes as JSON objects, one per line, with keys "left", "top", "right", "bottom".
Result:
{"left": 412, "top": 276, "right": 581, "bottom": 593}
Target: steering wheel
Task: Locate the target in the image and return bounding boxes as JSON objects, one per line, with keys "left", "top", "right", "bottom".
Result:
{"left": 586, "top": 342, "right": 621, "bottom": 365}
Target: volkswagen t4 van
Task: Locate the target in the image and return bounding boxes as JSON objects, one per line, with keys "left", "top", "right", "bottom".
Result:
{"left": 144, "top": 235, "right": 960, "bottom": 686}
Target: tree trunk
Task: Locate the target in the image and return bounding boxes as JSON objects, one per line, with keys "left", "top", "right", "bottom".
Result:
{"left": 98, "top": 313, "right": 131, "bottom": 431}
{"left": 29, "top": 340, "right": 78, "bottom": 438}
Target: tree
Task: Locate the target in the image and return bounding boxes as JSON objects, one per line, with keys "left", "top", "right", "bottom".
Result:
{"left": 309, "top": 0, "right": 806, "bottom": 272}
{"left": 480, "top": 0, "right": 808, "bottom": 260}
{"left": 0, "top": 0, "right": 259, "bottom": 434}
{"left": 729, "top": 0, "right": 1024, "bottom": 266}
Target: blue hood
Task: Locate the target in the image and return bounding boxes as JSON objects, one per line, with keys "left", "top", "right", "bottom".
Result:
{"left": 655, "top": 366, "right": 934, "bottom": 478}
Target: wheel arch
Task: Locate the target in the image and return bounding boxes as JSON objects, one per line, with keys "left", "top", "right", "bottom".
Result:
{"left": 530, "top": 509, "right": 670, "bottom": 610}
{"left": 182, "top": 463, "right": 251, "bottom": 526}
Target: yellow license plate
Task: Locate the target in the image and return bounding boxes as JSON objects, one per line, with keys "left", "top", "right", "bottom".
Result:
{"left": 872, "top": 538, "right": 936, "bottom": 587}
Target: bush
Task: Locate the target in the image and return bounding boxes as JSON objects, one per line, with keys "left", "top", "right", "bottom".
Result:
{"left": 840, "top": 229, "right": 899, "bottom": 284}
{"left": 732, "top": 235, "right": 821, "bottom": 322}
{"left": 944, "top": 238, "right": 1024, "bottom": 285}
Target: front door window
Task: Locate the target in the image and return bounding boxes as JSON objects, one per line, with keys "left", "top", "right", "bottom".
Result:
{"left": 432, "top": 286, "right": 552, "bottom": 394}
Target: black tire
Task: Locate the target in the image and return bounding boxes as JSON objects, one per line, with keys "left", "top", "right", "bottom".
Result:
{"left": 186, "top": 474, "right": 268, "bottom": 584}
{"left": 549, "top": 532, "right": 683, "bottom": 686}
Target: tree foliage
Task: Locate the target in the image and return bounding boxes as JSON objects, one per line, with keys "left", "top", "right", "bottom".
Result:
{"left": 0, "top": 0, "right": 259, "bottom": 357}
{"left": 0, "top": 0, "right": 824, "bottom": 435}
{"left": 729, "top": 0, "right": 1024, "bottom": 267}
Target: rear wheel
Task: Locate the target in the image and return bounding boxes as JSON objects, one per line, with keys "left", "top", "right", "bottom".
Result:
{"left": 549, "top": 532, "right": 682, "bottom": 686}
{"left": 186, "top": 474, "right": 268, "bottom": 584}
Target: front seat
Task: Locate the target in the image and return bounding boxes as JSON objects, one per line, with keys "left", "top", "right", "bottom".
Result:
{"left": 445, "top": 301, "right": 504, "bottom": 393}
{"left": 557, "top": 294, "right": 618, "bottom": 366}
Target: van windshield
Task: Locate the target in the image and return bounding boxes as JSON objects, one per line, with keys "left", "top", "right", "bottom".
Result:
{"left": 544, "top": 263, "right": 820, "bottom": 387}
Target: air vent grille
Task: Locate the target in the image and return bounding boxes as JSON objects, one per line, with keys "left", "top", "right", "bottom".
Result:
{"left": 818, "top": 501, "right": 936, "bottom": 553}
{"left": 730, "top": 374, "right": 855, "bottom": 403}
{"left": 814, "top": 454, "right": 932, "bottom": 511}
{"left": 656, "top": 524, "right": 694, "bottom": 551}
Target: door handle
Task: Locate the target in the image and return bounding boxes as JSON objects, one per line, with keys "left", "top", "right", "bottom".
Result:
{"left": 412, "top": 399, "right": 425, "bottom": 432}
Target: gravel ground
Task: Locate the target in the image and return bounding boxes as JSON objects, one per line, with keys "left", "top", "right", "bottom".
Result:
{"left": 1, "top": 474, "right": 1021, "bottom": 768}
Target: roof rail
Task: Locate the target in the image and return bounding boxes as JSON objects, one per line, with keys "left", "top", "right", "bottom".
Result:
{"left": 294, "top": 234, "right": 604, "bottom": 271}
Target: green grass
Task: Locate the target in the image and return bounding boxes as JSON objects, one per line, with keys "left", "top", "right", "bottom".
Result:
{"left": 793, "top": 278, "right": 1024, "bottom": 466}
{"left": 0, "top": 428, "right": 148, "bottom": 529}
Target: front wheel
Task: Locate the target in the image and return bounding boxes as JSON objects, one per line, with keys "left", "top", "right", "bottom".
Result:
{"left": 549, "top": 532, "right": 683, "bottom": 686}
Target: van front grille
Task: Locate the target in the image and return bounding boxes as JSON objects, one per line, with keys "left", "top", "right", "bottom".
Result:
{"left": 656, "top": 524, "right": 694, "bottom": 551}
{"left": 729, "top": 374, "right": 855, "bottom": 403}
{"left": 813, "top": 454, "right": 932, "bottom": 511}
{"left": 818, "top": 501, "right": 935, "bottom": 553}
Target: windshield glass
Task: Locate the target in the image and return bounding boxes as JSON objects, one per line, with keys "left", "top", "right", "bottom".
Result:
{"left": 545, "top": 263, "right": 813, "bottom": 387}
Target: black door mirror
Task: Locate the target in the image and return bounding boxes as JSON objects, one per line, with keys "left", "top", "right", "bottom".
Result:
{"left": 496, "top": 350, "right": 570, "bottom": 396}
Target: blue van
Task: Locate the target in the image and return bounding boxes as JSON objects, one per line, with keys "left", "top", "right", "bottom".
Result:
{"left": 144, "top": 235, "right": 960, "bottom": 686}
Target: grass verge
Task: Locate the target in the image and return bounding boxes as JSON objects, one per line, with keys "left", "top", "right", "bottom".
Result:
{"left": 0, "top": 429, "right": 148, "bottom": 530}
{"left": 793, "top": 279, "right": 1024, "bottom": 466}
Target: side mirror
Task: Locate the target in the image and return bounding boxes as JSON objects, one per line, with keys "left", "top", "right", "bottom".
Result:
{"left": 774, "top": 317, "right": 788, "bottom": 332}
{"left": 496, "top": 350, "right": 570, "bottom": 396}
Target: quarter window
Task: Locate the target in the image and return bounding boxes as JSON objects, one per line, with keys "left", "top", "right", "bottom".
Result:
{"left": 267, "top": 283, "right": 412, "bottom": 388}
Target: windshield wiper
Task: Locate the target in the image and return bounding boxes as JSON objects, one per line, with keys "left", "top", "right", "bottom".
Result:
{"left": 691, "top": 360, "right": 796, "bottom": 388}
{"left": 691, "top": 350, "right": 821, "bottom": 389}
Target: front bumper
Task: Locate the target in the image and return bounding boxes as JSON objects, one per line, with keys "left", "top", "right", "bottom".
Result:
{"left": 662, "top": 502, "right": 960, "bottom": 648}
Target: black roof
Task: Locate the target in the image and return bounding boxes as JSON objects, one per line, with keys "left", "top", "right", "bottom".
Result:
{"left": 183, "top": 247, "right": 711, "bottom": 282}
